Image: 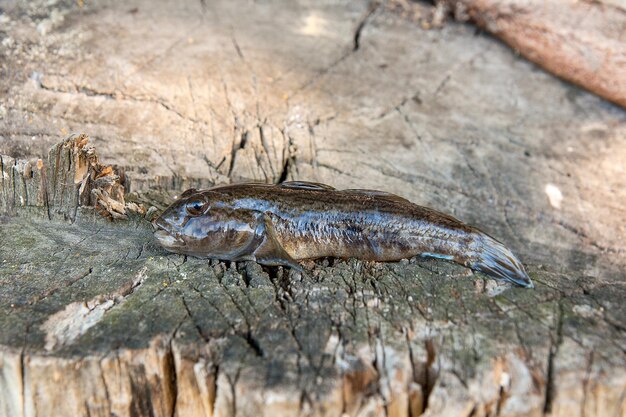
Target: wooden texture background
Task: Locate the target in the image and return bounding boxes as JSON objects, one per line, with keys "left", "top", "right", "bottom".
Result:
{"left": 1, "top": 1, "right": 625, "bottom": 416}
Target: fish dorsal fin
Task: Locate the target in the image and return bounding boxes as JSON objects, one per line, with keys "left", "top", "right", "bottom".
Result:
{"left": 207, "top": 182, "right": 271, "bottom": 193}
{"left": 279, "top": 181, "right": 336, "bottom": 191}
{"left": 343, "top": 189, "right": 411, "bottom": 204}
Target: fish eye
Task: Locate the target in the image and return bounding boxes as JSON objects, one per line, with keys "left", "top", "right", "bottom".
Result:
{"left": 185, "top": 197, "right": 208, "bottom": 216}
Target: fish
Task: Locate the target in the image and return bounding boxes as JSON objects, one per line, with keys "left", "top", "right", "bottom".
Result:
{"left": 153, "top": 181, "right": 534, "bottom": 288}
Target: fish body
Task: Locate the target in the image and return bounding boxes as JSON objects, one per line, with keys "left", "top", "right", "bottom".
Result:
{"left": 153, "top": 181, "right": 533, "bottom": 288}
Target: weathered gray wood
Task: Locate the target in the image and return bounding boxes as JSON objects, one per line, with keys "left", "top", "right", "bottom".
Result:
{"left": 1, "top": 0, "right": 625, "bottom": 416}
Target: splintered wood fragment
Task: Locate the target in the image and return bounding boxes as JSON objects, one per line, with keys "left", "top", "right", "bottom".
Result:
{"left": 435, "top": 0, "right": 626, "bottom": 108}
{"left": 0, "top": 133, "right": 142, "bottom": 220}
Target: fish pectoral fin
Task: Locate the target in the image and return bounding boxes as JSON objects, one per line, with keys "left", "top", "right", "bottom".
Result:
{"left": 253, "top": 216, "right": 303, "bottom": 272}
{"left": 279, "top": 181, "right": 336, "bottom": 191}
{"left": 255, "top": 249, "right": 303, "bottom": 272}
{"left": 254, "top": 239, "right": 303, "bottom": 271}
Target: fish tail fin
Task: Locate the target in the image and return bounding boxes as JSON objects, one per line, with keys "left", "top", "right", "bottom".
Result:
{"left": 471, "top": 233, "right": 534, "bottom": 288}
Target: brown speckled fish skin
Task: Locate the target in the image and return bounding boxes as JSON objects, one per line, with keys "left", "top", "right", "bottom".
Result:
{"left": 153, "top": 181, "right": 533, "bottom": 288}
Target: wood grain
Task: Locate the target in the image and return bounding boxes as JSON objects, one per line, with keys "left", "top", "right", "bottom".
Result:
{"left": 0, "top": 0, "right": 625, "bottom": 416}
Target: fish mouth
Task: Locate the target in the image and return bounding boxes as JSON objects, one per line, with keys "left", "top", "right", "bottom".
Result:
{"left": 152, "top": 219, "right": 185, "bottom": 249}
{"left": 153, "top": 229, "right": 184, "bottom": 248}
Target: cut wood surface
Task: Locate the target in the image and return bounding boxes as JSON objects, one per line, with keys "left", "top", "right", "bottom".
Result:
{"left": 1, "top": 135, "right": 625, "bottom": 417}
{"left": 0, "top": 1, "right": 625, "bottom": 416}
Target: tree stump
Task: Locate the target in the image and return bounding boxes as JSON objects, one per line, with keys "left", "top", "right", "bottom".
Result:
{"left": 1, "top": 1, "right": 625, "bottom": 416}
{"left": 1, "top": 134, "right": 625, "bottom": 417}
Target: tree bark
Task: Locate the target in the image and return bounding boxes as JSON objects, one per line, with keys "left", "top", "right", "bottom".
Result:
{"left": 436, "top": 0, "right": 626, "bottom": 108}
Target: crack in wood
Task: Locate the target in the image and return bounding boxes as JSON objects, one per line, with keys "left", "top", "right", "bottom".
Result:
{"left": 165, "top": 341, "right": 178, "bottom": 417}
{"left": 29, "top": 267, "right": 93, "bottom": 304}
{"left": 181, "top": 294, "right": 210, "bottom": 344}
{"left": 97, "top": 359, "right": 113, "bottom": 417}
{"left": 353, "top": 1, "right": 380, "bottom": 51}
{"left": 543, "top": 299, "right": 564, "bottom": 414}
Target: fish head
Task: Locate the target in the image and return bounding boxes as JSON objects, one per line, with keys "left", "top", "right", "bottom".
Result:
{"left": 152, "top": 189, "right": 257, "bottom": 258}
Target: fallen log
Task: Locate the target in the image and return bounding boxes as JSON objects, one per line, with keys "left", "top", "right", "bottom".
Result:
{"left": 435, "top": 0, "right": 626, "bottom": 108}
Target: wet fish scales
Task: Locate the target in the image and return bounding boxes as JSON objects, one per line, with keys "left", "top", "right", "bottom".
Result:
{"left": 153, "top": 181, "right": 533, "bottom": 288}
